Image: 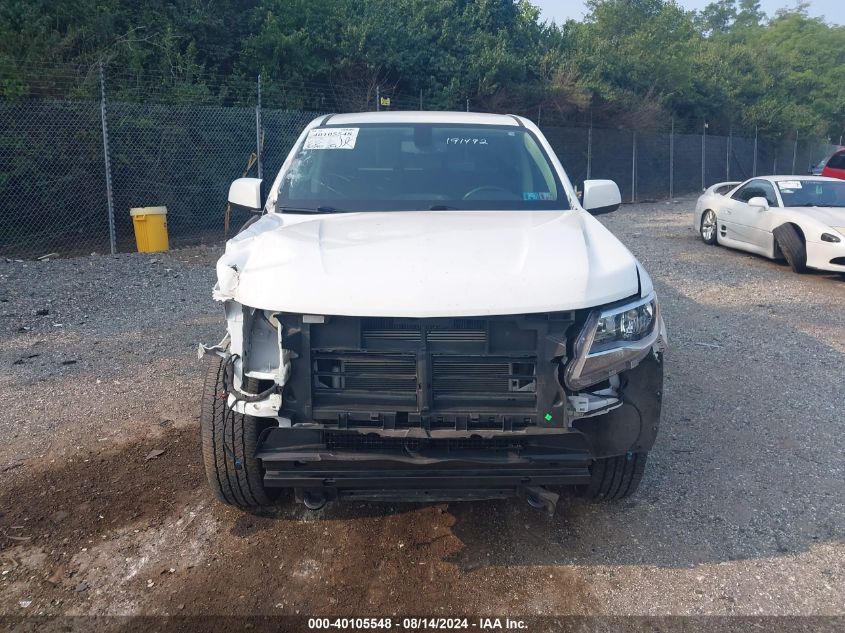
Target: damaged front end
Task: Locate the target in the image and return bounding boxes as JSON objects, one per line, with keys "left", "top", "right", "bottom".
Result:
{"left": 199, "top": 288, "right": 666, "bottom": 507}
{"left": 199, "top": 299, "right": 291, "bottom": 418}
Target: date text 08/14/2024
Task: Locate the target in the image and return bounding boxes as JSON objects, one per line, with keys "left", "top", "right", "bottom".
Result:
{"left": 307, "top": 617, "right": 528, "bottom": 630}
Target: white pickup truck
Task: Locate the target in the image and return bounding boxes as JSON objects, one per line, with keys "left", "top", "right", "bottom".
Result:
{"left": 199, "top": 111, "right": 666, "bottom": 511}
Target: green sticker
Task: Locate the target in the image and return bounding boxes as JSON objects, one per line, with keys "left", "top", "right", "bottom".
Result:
{"left": 544, "top": 413, "right": 553, "bottom": 421}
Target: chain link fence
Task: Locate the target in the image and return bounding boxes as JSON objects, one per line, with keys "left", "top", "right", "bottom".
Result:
{"left": 0, "top": 99, "right": 108, "bottom": 256}
{"left": 0, "top": 73, "right": 837, "bottom": 258}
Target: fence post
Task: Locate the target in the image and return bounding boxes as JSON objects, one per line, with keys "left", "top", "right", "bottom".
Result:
{"left": 98, "top": 62, "right": 117, "bottom": 255}
{"left": 419, "top": 88, "right": 423, "bottom": 110}
{"left": 701, "top": 120, "right": 707, "bottom": 190}
{"left": 586, "top": 120, "right": 593, "bottom": 180}
{"left": 669, "top": 117, "right": 674, "bottom": 200}
{"left": 791, "top": 131, "right": 798, "bottom": 174}
{"left": 376, "top": 85, "right": 380, "bottom": 112}
{"left": 726, "top": 125, "right": 731, "bottom": 181}
{"left": 753, "top": 126, "right": 758, "bottom": 177}
{"left": 631, "top": 131, "right": 636, "bottom": 203}
{"left": 255, "top": 74, "right": 263, "bottom": 181}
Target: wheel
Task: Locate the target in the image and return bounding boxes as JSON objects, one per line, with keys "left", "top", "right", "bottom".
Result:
{"left": 200, "top": 355, "right": 274, "bottom": 508}
{"left": 579, "top": 452, "right": 649, "bottom": 501}
{"left": 773, "top": 224, "right": 807, "bottom": 273}
{"left": 700, "top": 210, "right": 718, "bottom": 245}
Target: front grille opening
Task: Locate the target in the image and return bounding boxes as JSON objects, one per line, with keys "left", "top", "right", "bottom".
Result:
{"left": 299, "top": 314, "right": 558, "bottom": 422}
{"left": 313, "top": 355, "right": 417, "bottom": 392}
{"left": 509, "top": 362, "right": 536, "bottom": 392}
{"left": 362, "top": 318, "right": 422, "bottom": 344}
{"left": 323, "top": 432, "right": 525, "bottom": 452}
{"left": 426, "top": 319, "right": 486, "bottom": 343}
{"left": 432, "top": 358, "right": 536, "bottom": 394}
{"left": 362, "top": 317, "right": 488, "bottom": 345}
{"left": 314, "top": 358, "right": 343, "bottom": 389}
{"left": 831, "top": 257, "right": 845, "bottom": 266}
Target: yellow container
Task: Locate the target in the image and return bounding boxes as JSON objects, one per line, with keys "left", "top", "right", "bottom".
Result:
{"left": 130, "top": 206, "right": 169, "bottom": 252}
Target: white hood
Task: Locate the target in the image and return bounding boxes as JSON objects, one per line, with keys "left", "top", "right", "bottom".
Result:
{"left": 783, "top": 206, "right": 845, "bottom": 229}
{"left": 215, "top": 210, "right": 640, "bottom": 318}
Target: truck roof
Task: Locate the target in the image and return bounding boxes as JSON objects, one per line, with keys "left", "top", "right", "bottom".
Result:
{"left": 761, "top": 175, "right": 841, "bottom": 183}
{"left": 324, "top": 111, "right": 523, "bottom": 126}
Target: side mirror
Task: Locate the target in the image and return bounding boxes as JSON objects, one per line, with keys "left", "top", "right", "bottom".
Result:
{"left": 228, "top": 178, "right": 263, "bottom": 211}
{"left": 582, "top": 179, "right": 622, "bottom": 215}
{"left": 748, "top": 196, "right": 769, "bottom": 210}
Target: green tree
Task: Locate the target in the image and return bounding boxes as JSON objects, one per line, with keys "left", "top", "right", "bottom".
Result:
{"left": 0, "top": 0, "right": 842, "bottom": 136}
{"left": 734, "top": 0, "right": 766, "bottom": 30}
{"left": 571, "top": 0, "right": 702, "bottom": 128}
{"left": 695, "top": 0, "right": 737, "bottom": 36}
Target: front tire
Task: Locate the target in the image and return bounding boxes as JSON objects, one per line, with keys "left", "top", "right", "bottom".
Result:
{"left": 700, "top": 210, "right": 718, "bottom": 245}
{"left": 200, "top": 355, "right": 273, "bottom": 508}
{"left": 579, "top": 452, "right": 649, "bottom": 501}
{"left": 773, "top": 224, "right": 808, "bottom": 273}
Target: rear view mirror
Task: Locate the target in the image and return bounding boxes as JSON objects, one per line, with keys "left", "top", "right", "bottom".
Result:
{"left": 748, "top": 196, "right": 769, "bottom": 210}
{"left": 228, "top": 178, "right": 263, "bottom": 211}
{"left": 582, "top": 180, "right": 622, "bottom": 215}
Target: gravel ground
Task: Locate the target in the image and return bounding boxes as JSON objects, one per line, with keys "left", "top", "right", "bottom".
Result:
{"left": 1, "top": 197, "right": 843, "bottom": 620}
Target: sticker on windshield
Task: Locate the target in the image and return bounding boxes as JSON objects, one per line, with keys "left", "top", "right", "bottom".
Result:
{"left": 523, "top": 192, "right": 554, "bottom": 201}
{"left": 778, "top": 180, "right": 802, "bottom": 190}
{"left": 446, "top": 137, "right": 488, "bottom": 146}
{"left": 303, "top": 127, "right": 359, "bottom": 150}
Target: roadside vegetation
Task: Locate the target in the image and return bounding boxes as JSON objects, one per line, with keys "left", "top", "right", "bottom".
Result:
{"left": 1, "top": 0, "right": 843, "bottom": 136}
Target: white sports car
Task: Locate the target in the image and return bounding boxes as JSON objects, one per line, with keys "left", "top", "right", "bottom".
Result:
{"left": 693, "top": 175, "right": 845, "bottom": 274}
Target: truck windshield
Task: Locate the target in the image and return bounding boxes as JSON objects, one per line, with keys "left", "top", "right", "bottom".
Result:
{"left": 276, "top": 123, "right": 568, "bottom": 212}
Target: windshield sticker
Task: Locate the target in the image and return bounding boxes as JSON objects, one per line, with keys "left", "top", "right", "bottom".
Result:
{"left": 446, "top": 137, "right": 489, "bottom": 146}
{"left": 303, "top": 127, "right": 359, "bottom": 150}
{"left": 778, "top": 180, "right": 802, "bottom": 190}
{"left": 523, "top": 192, "right": 554, "bottom": 201}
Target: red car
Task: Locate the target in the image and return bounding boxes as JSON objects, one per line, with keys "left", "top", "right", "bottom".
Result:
{"left": 820, "top": 147, "right": 845, "bottom": 180}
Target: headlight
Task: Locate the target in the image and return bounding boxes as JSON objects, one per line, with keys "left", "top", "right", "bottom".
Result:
{"left": 565, "top": 293, "right": 662, "bottom": 391}
{"left": 591, "top": 300, "right": 656, "bottom": 350}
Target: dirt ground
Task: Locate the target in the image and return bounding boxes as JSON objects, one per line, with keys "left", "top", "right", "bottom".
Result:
{"left": 1, "top": 199, "right": 843, "bottom": 621}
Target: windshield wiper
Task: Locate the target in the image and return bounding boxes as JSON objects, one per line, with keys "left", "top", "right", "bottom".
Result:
{"left": 277, "top": 205, "right": 342, "bottom": 214}
{"left": 793, "top": 203, "right": 838, "bottom": 207}
{"left": 428, "top": 204, "right": 460, "bottom": 210}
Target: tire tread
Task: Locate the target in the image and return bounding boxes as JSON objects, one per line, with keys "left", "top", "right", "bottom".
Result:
{"left": 200, "top": 356, "right": 271, "bottom": 507}
{"left": 581, "top": 452, "right": 649, "bottom": 501}
{"left": 773, "top": 224, "right": 808, "bottom": 273}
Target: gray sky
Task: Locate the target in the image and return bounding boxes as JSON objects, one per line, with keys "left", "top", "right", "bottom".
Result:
{"left": 533, "top": 0, "right": 844, "bottom": 25}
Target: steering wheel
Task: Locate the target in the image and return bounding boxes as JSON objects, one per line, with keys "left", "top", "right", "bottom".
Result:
{"left": 462, "top": 186, "right": 518, "bottom": 201}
